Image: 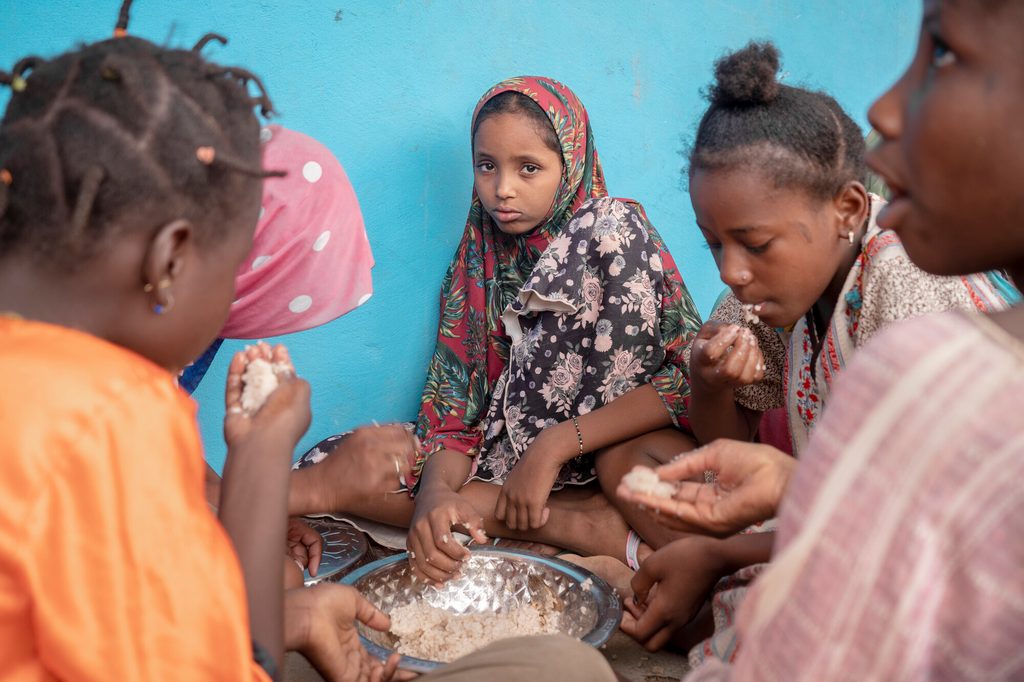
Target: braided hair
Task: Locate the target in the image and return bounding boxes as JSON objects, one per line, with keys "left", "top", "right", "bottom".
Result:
{"left": 0, "top": 0, "right": 281, "bottom": 268}
{"left": 688, "top": 41, "right": 865, "bottom": 200}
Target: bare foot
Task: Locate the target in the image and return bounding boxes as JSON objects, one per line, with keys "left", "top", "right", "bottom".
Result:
{"left": 553, "top": 488, "right": 634, "bottom": 562}
{"left": 492, "top": 538, "right": 562, "bottom": 556}
{"left": 560, "top": 554, "right": 634, "bottom": 599}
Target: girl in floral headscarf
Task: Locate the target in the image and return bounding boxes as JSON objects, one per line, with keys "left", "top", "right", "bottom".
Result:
{"left": 407, "top": 76, "right": 703, "bottom": 582}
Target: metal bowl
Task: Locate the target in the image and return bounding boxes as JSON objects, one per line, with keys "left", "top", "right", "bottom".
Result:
{"left": 301, "top": 517, "right": 368, "bottom": 586}
{"left": 341, "top": 547, "right": 622, "bottom": 673}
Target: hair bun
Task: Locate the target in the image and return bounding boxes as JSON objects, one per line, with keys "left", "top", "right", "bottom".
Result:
{"left": 709, "top": 41, "right": 781, "bottom": 107}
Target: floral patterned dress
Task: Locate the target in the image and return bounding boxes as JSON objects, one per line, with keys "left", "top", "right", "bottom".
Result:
{"left": 473, "top": 196, "right": 699, "bottom": 487}
{"left": 414, "top": 76, "right": 701, "bottom": 489}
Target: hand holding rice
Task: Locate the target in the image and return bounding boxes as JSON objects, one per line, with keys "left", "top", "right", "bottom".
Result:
{"left": 235, "top": 343, "right": 296, "bottom": 416}
{"left": 621, "top": 465, "right": 676, "bottom": 499}
{"left": 240, "top": 358, "right": 295, "bottom": 415}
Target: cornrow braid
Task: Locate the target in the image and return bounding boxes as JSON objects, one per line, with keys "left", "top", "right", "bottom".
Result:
{"left": 0, "top": 0, "right": 282, "bottom": 268}
{"left": 114, "top": 0, "right": 131, "bottom": 37}
{"left": 688, "top": 41, "right": 866, "bottom": 200}
{"left": 193, "top": 33, "right": 228, "bottom": 54}
{"left": 0, "top": 169, "right": 10, "bottom": 220}
{"left": 205, "top": 65, "right": 276, "bottom": 118}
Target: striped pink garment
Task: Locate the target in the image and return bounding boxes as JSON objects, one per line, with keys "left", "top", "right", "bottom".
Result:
{"left": 688, "top": 311, "right": 1024, "bottom": 681}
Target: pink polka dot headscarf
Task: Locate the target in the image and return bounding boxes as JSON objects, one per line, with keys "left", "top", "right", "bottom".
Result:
{"left": 220, "top": 125, "right": 374, "bottom": 339}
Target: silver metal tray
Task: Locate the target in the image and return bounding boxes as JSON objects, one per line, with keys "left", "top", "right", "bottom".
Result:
{"left": 302, "top": 516, "right": 369, "bottom": 585}
{"left": 341, "top": 547, "right": 622, "bottom": 672}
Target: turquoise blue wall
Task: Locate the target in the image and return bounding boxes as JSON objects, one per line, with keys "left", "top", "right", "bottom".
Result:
{"left": 2, "top": 1, "right": 919, "bottom": 471}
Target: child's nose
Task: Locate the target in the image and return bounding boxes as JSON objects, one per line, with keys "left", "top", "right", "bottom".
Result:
{"left": 496, "top": 172, "right": 516, "bottom": 198}
{"left": 867, "top": 72, "right": 905, "bottom": 142}
{"left": 719, "top": 251, "right": 753, "bottom": 288}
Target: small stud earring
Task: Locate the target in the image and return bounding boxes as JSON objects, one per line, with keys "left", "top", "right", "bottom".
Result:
{"left": 152, "top": 291, "right": 175, "bottom": 315}
{"left": 848, "top": 231, "right": 856, "bottom": 245}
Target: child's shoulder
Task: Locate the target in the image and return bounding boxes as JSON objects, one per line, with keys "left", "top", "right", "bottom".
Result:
{"left": 0, "top": 318, "right": 187, "bottom": 470}
{"left": 573, "top": 195, "right": 644, "bottom": 220}
{"left": 566, "top": 196, "right": 655, "bottom": 239}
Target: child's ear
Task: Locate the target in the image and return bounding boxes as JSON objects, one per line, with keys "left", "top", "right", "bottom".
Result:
{"left": 140, "top": 219, "right": 194, "bottom": 304}
{"left": 833, "top": 181, "right": 870, "bottom": 234}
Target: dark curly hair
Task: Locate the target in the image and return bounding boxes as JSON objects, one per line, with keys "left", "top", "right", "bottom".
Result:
{"left": 0, "top": 0, "right": 282, "bottom": 268}
{"left": 688, "top": 41, "right": 865, "bottom": 199}
{"left": 473, "top": 90, "right": 561, "bottom": 156}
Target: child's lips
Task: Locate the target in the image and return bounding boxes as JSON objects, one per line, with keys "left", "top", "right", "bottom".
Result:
{"left": 876, "top": 196, "right": 911, "bottom": 231}
{"left": 493, "top": 208, "right": 522, "bottom": 222}
{"left": 876, "top": 182, "right": 911, "bottom": 231}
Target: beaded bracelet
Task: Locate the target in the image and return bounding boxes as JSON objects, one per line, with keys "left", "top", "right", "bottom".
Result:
{"left": 571, "top": 416, "right": 584, "bottom": 459}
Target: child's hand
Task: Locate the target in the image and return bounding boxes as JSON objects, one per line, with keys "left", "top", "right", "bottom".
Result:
{"left": 223, "top": 343, "right": 310, "bottom": 451}
{"left": 618, "top": 440, "right": 794, "bottom": 537}
{"left": 408, "top": 487, "right": 487, "bottom": 584}
{"left": 494, "top": 445, "right": 562, "bottom": 531}
{"left": 316, "top": 425, "right": 418, "bottom": 509}
{"left": 286, "top": 517, "right": 324, "bottom": 577}
{"left": 621, "top": 536, "right": 723, "bottom": 652}
{"left": 690, "top": 322, "right": 765, "bottom": 391}
{"left": 284, "top": 583, "right": 415, "bottom": 682}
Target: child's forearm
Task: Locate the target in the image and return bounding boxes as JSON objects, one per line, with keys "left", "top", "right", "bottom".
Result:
{"left": 535, "top": 384, "right": 674, "bottom": 464}
{"left": 205, "top": 462, "right": 222, "bottom": 510}
{"left": 710, "top": 531, "right": 775, "bottom": 574}
{"left": 419, "top": 448, "right": 473, "bottom": 495}
{"left": 688, "top": 380, "right": 761, "bottom": 445}
{"left": 219, "top": 434, "right": 294, "bottom": 676}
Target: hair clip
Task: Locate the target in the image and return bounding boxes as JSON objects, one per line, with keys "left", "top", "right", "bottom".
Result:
{"left": 196, "top": 146, "right": 216, "bottom": 165}
{"left": 11, "top": 76, "right": 26, "bottom": 93}
{"left": 0, "top": 169, "right": 12, "bottom": 186}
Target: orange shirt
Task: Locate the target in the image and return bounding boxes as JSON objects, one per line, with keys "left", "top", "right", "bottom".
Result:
{"left": 0, "top": 318, "right": 269, "bottom": 682}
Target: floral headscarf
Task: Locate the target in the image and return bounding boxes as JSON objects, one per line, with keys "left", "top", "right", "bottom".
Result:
{"left": 414, "top": 76, "right": 611, "bottom": 458}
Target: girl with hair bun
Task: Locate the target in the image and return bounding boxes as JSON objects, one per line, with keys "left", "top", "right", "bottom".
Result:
{"left": 686, "top": 40, "right": 1015, "bottom": 457}
{"left": 618, "top": 40, "right": 1017, "bottom": 666}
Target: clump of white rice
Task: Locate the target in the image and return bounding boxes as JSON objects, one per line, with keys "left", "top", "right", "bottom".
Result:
{"left": 621, "top": 465, "right": 675, "bottom": 499}
{"left": 240, "top": 358, "right": 292, "bottom": 415}
{"left": 388, "top": 594, "right": 563, "bottom": 662}
{"left": 741, "top": 303, "right": 761, "bottom": 325}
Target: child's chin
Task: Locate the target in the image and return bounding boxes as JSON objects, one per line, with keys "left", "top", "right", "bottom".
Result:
{"left": 494, "top": 221, "right": 538, "bottom": 236}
